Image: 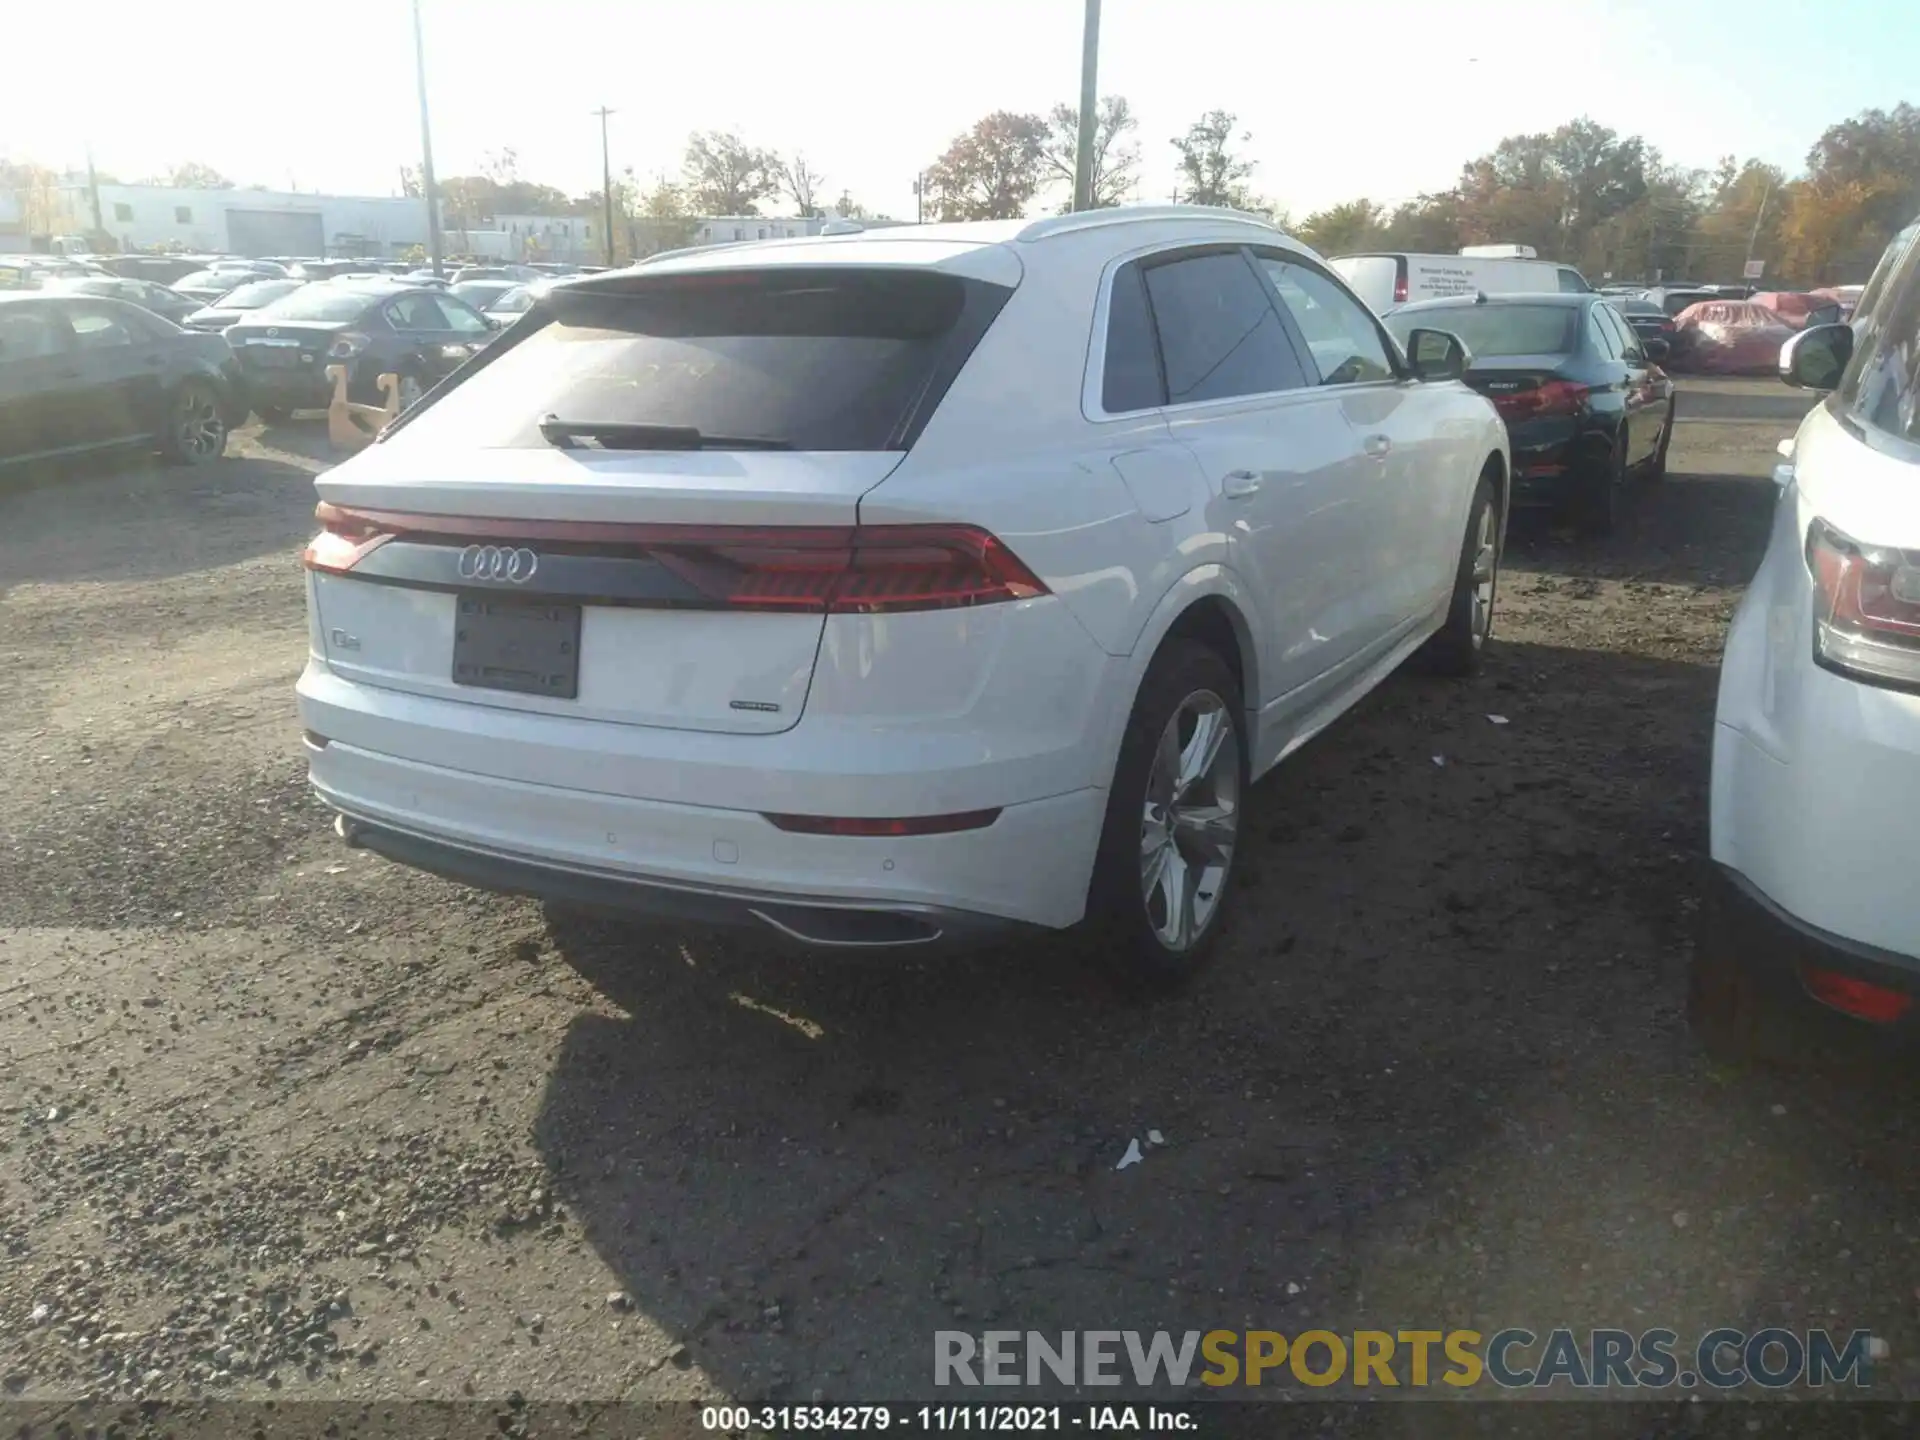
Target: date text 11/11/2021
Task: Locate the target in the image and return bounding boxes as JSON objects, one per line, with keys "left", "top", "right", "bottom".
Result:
{"left": 700, "top": 1406, "right": 1195, "bottom": 1431}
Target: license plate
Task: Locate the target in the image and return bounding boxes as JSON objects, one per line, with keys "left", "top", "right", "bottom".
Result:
{"left": 451, "top": 595, "right": 581, "bottom": 699}
{"left": 249, "top": 347, "right": 298, "bottom": 368}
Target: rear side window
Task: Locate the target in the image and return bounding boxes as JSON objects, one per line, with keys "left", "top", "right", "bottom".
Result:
{"left": 1102, "top": 261, "right": 1164, "bottom": 411}
{"left": 1838, "top": 220, "right": 1920, "bottom": 455}
{"left": 1557, "top": 268, "right": 1591, "bottom": 294}
{"left": 1589, "top": 305, "right": 1624, "bottom": 360}
{"left": 387, "top": 268, "right": 1010, "bottom": 451}
{"left": 1142, "top": 251, "right": 1305, "bottom": 405}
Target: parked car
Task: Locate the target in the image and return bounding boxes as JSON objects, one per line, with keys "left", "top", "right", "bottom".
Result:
{"left": 292, "top": 259, "right": 387, "bottom": 281}
{"left": 210, "top": 258, "right": 290, "bottom": 279}
{"left": 171, "top": 269, "right": 258, "bottom": 306}
{"left": 1641, "top": 286, "right": 1720, "bottom": 318}
{"left": 1330, "top": 249, "right": 1591, "bottom": 313}
{"left": 448, "top": 279, "right": 522, "bottom": 314}
{"left": 1384, "top": 293, "right": 1673, "bottom": 536}
{"left": 1609, "top": 294, "right": 1680, "bottom": 348}
{"left": 449, "top": 264, "right": 542, "bottom": 284}
{"left": 0, "top": 293, "right": 246, "bottom": 468}
{"left": 224, "top": 277, "right": 497, "bottom": 423}
{"left": 180, "top": 278, "right": 306, "bottom": 332}
{"left": 481, "top": 284, "right": 542, "bottom": 327}
{"left": 1691, "top": 213, "right": 1920, "bottom": 1061}
{"left": 1749, "top": 291, "right": 1846, "bottom": 330}
{"left": 1810, "top": 284, "right": 1866, "bottom": 321}
{"left": 47, "top": 275, "right": 201, "bottom": 326}
{"left": 400, "top": 270, "right": 453, "bottom": 289}
{"left": 1670, "top": 300, "right": 1797, "bottom": 374}
{"left": 294, "top": 208, "right": 1511, "bottom": 982}
{"left": 94, "top": 255, "right": 214, "bottom": 286}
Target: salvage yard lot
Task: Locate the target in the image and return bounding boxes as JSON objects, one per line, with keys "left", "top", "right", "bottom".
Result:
{"left": 4, "top": 382, "right": 1920, "bottom": 1405}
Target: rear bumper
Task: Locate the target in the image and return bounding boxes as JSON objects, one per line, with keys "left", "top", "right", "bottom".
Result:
{"left": 333, "top": 810, "right": 1037, "bottom": 948}
{"left": 303, "top": 726, "right": 1109, "bottom": 936}
{"left": 1707, "top": 862, "right": 1920, "bottom": 1028}
{"left": 242, "top": 367, "right": 332, "bottom": 410}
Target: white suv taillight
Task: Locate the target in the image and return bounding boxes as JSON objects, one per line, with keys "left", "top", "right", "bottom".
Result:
{"left": 1807, "top": 517, "right": 1920, "bottom": 688}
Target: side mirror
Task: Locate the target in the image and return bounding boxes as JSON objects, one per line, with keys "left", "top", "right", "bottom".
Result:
{"left": 1780, "top": 322, "right": 1852, "bottom": 391}
{"left": 1406, "top": 327, "right": 1470, "bottom": 382}
{"left": 484, "top": 315, "right": 502, "bottom": 331}
{"left": 1643, "top": 337, "right": 1670, "bottom": 363}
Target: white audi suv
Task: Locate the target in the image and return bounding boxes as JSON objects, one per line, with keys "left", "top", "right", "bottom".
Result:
{"left": 1693, "top": 212, "right": 1920, "bottom": 1056}
{"left": 297, "top": 206, "right": 1510, "bottom": 985}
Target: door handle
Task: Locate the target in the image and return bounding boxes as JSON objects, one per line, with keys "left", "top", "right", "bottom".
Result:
{"left": 1222, "top": 468, "right": 1262, "bottom": 499}
{"left": 1363, "top": 434, "right": 1392, "bottom": 459}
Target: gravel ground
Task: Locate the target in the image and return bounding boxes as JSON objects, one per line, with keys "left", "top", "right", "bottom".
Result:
{"left": 4, "top": 383, "right": 1919, "bottom": 1413}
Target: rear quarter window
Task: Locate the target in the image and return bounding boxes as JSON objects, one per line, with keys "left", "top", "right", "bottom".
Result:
{"left": 385, "top": 268, "right": 1012, "bottom": 452}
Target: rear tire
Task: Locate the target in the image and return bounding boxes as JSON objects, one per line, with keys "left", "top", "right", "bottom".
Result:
{"left": 1086, "top": 640, "right": 1246, "bottom": 992}
{"left": 1418, "top": 472, "right": 1499, "bottom": 678}
{"left": 160, "top": 380, "right": 227, "bottom": 466}
{"left": 1574, "top": 438, "right": 1625, "bottom": 538}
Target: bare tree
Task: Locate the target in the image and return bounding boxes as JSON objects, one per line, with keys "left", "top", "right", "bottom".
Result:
{"left": 1042, "top": 96, "right": 1140, "bottom": 210}
{"left": 779, "top": 154, "right": 827, "bottom": 217}
{"left": 1170, "top": 111, "right": 1256, "bottom": 209}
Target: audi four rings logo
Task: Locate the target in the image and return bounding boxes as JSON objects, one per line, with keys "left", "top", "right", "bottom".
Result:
{"left": 457, "top": 545, "right": 540, "bottom": 584}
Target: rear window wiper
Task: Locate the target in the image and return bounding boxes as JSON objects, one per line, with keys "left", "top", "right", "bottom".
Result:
{"left": 538, "top": 416, "right": 793, "bottom": 451}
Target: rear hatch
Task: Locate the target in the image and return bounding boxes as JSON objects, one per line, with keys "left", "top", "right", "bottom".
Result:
{"left": 305, "top": 264, "right": 1014, "bottom": 737}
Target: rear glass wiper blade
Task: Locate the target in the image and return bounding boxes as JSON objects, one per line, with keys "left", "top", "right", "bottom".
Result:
{"left": 538, "top": 416, "right": 793, "bottom": 451}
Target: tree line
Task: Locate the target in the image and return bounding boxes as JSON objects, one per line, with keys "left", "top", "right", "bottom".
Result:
{"left": 11, "top": 101, "right": 1914, "bottom": 281}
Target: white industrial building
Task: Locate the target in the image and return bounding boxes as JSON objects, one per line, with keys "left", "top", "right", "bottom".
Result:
{"left": 56, "top": 181, "right": 433, "bottom": 258}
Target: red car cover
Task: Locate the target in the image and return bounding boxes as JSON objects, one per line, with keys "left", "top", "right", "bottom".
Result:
{"left": 1750, "top": 291, "right": 1844, "bottom": 329}
{"left": 1671, "top": 301, "right": 1798, "bottom": 374}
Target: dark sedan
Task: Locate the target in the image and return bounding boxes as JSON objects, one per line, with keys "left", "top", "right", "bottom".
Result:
{"left": 0, "top": 293, "right": 247, "bottom": 469}
{"left": 222, "top": 278, "right": 497, "bottom": 423}
{"left": 181, "top": 278, "right": 306, "bottom": 332}
{"left": 47, "top": 275, "right": 201, "bottom": 326}
{"left": 1386, "top": 293, "right": 1676, "bottom": 537}
{"left": 1608, "top": 295, "right": 1678, "bottom": 348}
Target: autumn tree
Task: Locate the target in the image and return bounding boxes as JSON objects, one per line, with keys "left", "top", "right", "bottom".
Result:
{"left": 1041, "top": 95, "right": 1140, "bottom": 210}
{"left": 633, "top": 175, "right": 698, "bottom": 255}
{"left": 1782, "top": 104, "right": 1920, "bottom": 279}
{"left": 924, "top": 111, "right": 1049, "bottom": 221}
{"left": 683, "top": 131, "right": 779, "bottom": 216}
{"left": 1295, "top": 199, "right": 1384, "bottom": 256}
{"left": 1170, "top": 111, "right": 1257, "bottom": 209}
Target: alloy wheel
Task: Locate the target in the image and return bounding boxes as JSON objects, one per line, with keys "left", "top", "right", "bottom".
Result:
{"left": 1470, "top": 502, "right": 1498, "bottom": 643}
{"left": 177, "top": 387, "right": 224, "bottom": 459}
{"left": 1139, "top": 690, "right": 1241, "bottom": 953}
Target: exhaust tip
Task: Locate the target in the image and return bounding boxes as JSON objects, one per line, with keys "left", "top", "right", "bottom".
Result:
{"left": 749, "top": 904, "right": 943, "bottom": 948}
{"left": 335, "top": 813, "right": 363, "bottom": 848}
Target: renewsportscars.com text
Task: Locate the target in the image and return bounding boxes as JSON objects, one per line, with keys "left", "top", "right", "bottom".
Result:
{"left": 934, "top": 1328, "right": 1875, "bottom": 1390}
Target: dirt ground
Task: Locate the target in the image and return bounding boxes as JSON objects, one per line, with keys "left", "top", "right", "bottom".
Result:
{"left": 4, "top": 381, "right": 1919, "bottom": 1414}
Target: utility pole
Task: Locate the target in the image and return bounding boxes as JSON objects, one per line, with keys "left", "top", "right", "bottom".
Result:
{"left": 1071, "top": 0, "right": 1102, "bottom": 212}
{"left": 409, "top": 0, "right": 444, "bottom": 277}
{"left": 913, "top": 172, "right": 925, "bottom": 225}
{"left": 1743, "top": 177, "right": 1775, "bottom": 289}
{"left": 84, "top": 143, "right": 104, "bottom": 240}
{"left": 594, "top": 107, "right": 617, "bottom": 267}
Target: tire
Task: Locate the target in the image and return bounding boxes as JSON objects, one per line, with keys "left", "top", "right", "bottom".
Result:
{"left": 254, "top": 405, "right": 292, "bottom": 426}
{"left": 1645, "top": 402, "right": 1674, "bottom": 482}
{"left": 160, "top": 380, "right": 228, "bottom": 466}
{"left": 1418, "top": 472, "right": 1500, "bottom": 678}
{"left": 1086, "top": 639, "right": 1246, "bottom": 991}
{"left": 1573, "top": 437, "right": 1625, "bottom": 538}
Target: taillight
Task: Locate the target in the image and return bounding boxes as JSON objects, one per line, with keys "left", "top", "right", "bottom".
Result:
{"left": 1806, "top": 517, "right": 1920, "bottom": 689}
{"left": 1490, "top": 380, "right": 1589, "bottom": 420}
{"left": 656, "top": 524, "right": 1048, "bottom": 614}
{"left": 1802, "top": 966, "right": 1912, "bottom": 1023}
{"left": 297, "top": 504, "right": 1049, "bottom": 614}
{"left": 328, "top": 332, "right": 369, "bottom": 359}
{"left": 301, "top": 503, "right": 395, "bottom": 574}
{"left": 1392, "top": 261, "right": 1408, "bottom": 305}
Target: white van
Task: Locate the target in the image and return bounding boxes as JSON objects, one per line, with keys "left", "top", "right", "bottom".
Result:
{"left": 1331, "top": 248, "right": 1592, "bottom": 314}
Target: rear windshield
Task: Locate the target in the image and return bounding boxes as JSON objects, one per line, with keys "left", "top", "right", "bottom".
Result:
{"left": 258, "top": 286, "right": 377, "bottom": 322}
{"left": 219, "top": 280, "right": 301, "bottom": 309}
{"left": 1385, "top": 304, "right": 1577, "bottom": 358}
{"left": 387, "top": 268, "right": 1009, "bottom": 451}
{"left": 1658, "top": 290, "right": 1714, "bottom": 317}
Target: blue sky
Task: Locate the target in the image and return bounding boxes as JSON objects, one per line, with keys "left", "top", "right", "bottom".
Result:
{"left": 4, "top": 0, "right": 1912, "bottom": 217}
